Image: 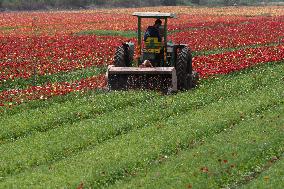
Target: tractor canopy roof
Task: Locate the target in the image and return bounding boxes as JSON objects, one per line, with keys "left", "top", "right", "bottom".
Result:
{"left": 132, "top": 12, "right": 177, "bottom": 19}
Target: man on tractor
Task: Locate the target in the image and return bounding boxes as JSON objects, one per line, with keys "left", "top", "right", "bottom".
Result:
{"left": 144, "top": 19, "right": 162, "bottom": 42}
{"left": 142, "top": 19, "right": 163, "bottom": 67}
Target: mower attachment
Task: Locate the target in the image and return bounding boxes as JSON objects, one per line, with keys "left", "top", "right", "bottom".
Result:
{"left": 106, "top": 65, "right": 177, "bottom": 93}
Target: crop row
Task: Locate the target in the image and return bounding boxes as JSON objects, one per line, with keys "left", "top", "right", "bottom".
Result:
{"left": 0, "top": 58, "right": 269, "bottom": 143}
{"left": 1, "top": 62, "right": 283, "bottom": 188}
{"left": 1, "top": 14, "right": 282, "bottom": 82}
{"left": 1, "top": 60, "right": 277, "bottom": 141}
{"left": 0, "top": 11, "right": 259, "bottom": 36}
{"left": 110, "top": 104, "right": 284, "bottom": 189}
{"left": 1, "top": 17, "right": 283, "bottom": 82}
{"left": 0, "top": 91, "right": 157, "bottom": 143}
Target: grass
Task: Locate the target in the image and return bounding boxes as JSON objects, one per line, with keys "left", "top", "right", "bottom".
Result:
{"left": 75, "top": 30, "right": 137, "bottom": 38}
{"left": 192, "top": 42, "right": 282, "bottom": 56}
{"left": 0, "top": 61, "right": 283, "bottom": 188}
{"left": 0, "top": 26, "right": 20, "bottom": 31}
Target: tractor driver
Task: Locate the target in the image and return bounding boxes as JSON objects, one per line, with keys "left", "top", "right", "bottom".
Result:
{"left": 143, "top": 19, "right": 163, "bottom": 67}
{"left": 144, "top": 19, "right": 162, "bottom": 42}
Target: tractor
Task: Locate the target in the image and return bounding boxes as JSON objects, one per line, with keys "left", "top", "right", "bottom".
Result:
{"left": 106, "top": 12, "right": 198, "bottom": 93}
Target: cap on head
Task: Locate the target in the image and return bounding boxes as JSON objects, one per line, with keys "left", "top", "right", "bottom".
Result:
{"left": 155, "top": 19, "right": 162, "bottom": 26}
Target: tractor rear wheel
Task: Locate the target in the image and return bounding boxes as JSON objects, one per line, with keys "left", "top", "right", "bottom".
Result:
{"left": 114, "top": 43, "right": 133, "bottom": 67}
{"left": 176, "top": 47, "right": 193, "bottom": 90}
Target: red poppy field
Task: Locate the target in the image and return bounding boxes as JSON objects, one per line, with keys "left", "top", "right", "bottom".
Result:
{"left": 0, "top": 6, "right": 283, "bottom": 188}
{"left": 0, "top": 6, "right": 284, "bottom": 105}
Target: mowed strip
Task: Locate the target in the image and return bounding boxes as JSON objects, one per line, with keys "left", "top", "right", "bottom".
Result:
{"left": 0, "top": 62, "right": 283, "bottom": 188}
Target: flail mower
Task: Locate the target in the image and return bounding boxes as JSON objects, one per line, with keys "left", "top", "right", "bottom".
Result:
{"left": 106, "top": 12, "right": 199, "bottom": 93}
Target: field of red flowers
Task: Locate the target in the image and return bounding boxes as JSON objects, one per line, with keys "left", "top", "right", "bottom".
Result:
{"left": 0, "top": 6, "right": 284, "bottom": 106}
{"left": 1, "top": 6, "right": 284, "bottom": 189}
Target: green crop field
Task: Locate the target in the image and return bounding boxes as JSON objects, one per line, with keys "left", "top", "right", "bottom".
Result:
{"left": 0, "top": 61, "right": 283, "bottom": 188}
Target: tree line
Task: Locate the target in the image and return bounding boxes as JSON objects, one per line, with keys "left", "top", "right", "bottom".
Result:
{"left": 0, "top": 0, "right": 281, "bottom": 10}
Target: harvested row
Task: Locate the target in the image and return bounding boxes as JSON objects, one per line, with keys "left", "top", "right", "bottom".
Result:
{"left": 1, "top": 62, "right": 283, "bottom": 188}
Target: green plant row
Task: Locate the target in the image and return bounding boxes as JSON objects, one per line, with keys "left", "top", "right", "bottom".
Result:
{"left": 2, "top": 62, "right": 282, "bottom": 177}
{"left": 1, "top": 61, "right": 278, "bottom": 142}
{"left": 0, "top": 93, "right": 169, "bottom": 176}
{"left": 74, "top": 30, "right": 137, "bottom": 38}
{"left": 0, "top": 62, "right": 283, "bottom": 188}
{"left": 0, "top": 66, "right": 106, "bottom": 92}
{"left": 1, "top": 60, "right": 281, "bottom": 142}
{"left": 0, "top": 89, "right": 104, "bottom": 117}
{"left": 0, "top": 91, "right": 157, "bottom": 143}
{"left": 110, "top": 102, "right": 284, "bottom": 189}
{"left": 0, "top": 62, "right": 276, "bottom": 176}
{"left": 192, "top": 42, "right": 282, "bottom": 57}
{"left": 242, "top": 158, "right": 284, "bottom": 189}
